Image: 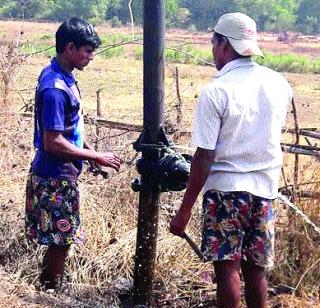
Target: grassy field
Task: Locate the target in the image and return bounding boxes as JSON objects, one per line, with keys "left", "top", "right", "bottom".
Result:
{"left": 0, "top": 20, "right": 319, "bottom": 307}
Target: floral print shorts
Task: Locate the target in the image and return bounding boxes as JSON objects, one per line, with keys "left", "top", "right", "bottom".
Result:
{"left": 201, "top": 190, "right": 275, "bottom": 268}
{"left": 25, "top": 172, "right": 85, "bottom": 246}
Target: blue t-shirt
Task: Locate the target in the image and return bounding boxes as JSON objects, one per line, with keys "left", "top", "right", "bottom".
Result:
{"left": 31, "top": 58, "right": 84, "bottom": 180}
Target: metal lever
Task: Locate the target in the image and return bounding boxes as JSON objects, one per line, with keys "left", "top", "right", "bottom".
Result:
{"left": 182, "top": 232, "right": 207, "bottom": 262}
{"left": 84, "top": 161, "right": 109, "bottom": 179}
{"left": 88, "top": 167, "right": 109, "bottom": 179}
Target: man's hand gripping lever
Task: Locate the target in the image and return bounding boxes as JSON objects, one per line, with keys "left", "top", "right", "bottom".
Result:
{"left": 87, "top": 151, "right": 121, "bottom": 179}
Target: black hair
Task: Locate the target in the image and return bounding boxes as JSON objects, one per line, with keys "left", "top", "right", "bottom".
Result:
{"left": 213, "top": 31, "right": 250, "bottom": 59}
{"left": 56, "top": 17, "right": 101, "bottom": 54}
{"left": 213, "top": 31, "right": 227, "bottom": 44}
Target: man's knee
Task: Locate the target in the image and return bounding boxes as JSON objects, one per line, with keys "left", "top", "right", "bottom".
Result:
{"left": 214, "top": 260, "right": 241, "bottom": 278}
{"left": 214, "top": 261, "right": 242, "bottom": 308}
{"left": 241, "top": 259, "right": 267, "bottom": 284}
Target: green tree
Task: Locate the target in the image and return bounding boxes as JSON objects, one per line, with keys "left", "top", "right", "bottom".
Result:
{"left": 0, "top": 0, "right": 54, "bottom": 19}
{"left": 106, "top": 0, "right": 181, "bottom": 27}
{"left": 166, "top": 0, "right": 180, "bottom": 27}
{"left": 181, "top": 0, "right": 239, "bottom": 30}
{"left": 239, "top": 0, "right": 296, "bottom": 31}
{"left": 272, "top": 6, "right": 296, "bottom": 31}
{"left": 105, "top": 0, "right": 129, "bottom": 24}
{"left": 0, "top": 0, "right": 302, "bottom": 33}
{"left": 172, "top": 7, "right": 191, "bottom": 28}
{"left": 296, "top": 0, "right": 320, "bottom": 34}
{"left": 48, "top": 0, "right": 109, "bottom": 24}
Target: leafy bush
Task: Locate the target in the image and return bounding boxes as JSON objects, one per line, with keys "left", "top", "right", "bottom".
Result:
{"left": 111, "top": 16, "right": 122, "bottom": 28}
{"left": 256, "top": 52, "right": 320, "bottom": 74}
{"left": 103, "top": 46, "right": 124, "bottom": 58}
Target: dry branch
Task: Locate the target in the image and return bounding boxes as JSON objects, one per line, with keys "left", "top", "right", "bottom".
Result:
{"left": 282, "top": 143, "right": 320, "bottom": 152}
{"left": 94, "top": 39, "right": 142, "bottom": 56}
{"left": 95, "top": 89, "right": 103, "bottom": 150}
{"left": 166, "top": 47, "right": 214, "bottom": 66}
{"left": 277, "top": 193, "right": 320, "bottom": 236}
{"left": 175, "top": 67, "right": 182, "bottom": 126}
{"left": 283, "top": 128, "right": 320, "bottom": 140}
{"left": 279, "top": 189, "right": 320, "bottom": 199}
{"left": 281, "top": 145, "right": 320, "bottom": 157}
{"left": 172, "top": 66, "right": 183, "bottom": 142}
{"left": 128, "top": 0, "right": 135, "bottom": 40}
{"left": 19, "top": 112, "right": 143, "bottom": 132}
{"left": 291, "top": 99, "right": 300, "bottom": 199}
{"left": 85, "top": 115, "right": 142, "bottom": 132}
{"left": 25, "top": 45, "right": 54, "bottom": 57}
{"left": 0, "top": 40, "right": 27, "bottom": 110}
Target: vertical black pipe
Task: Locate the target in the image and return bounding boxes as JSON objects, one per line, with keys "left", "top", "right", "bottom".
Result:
{"left": 143, "top": 0, "right": 165, "bottom": 143}
{"left": 133, "top": 0, "right": 165, "bottom": 306}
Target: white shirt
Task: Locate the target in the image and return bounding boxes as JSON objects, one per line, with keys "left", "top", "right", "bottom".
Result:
{"left": 192, "top": 58, "right": 293, "bottom": 199}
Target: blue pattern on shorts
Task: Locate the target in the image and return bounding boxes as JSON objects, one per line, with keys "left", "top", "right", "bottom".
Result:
{"left": 201, "top": 190, "right": 275, "bottom": 268}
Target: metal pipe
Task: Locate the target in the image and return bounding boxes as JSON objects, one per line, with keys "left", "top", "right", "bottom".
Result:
{"left": 133, "top": 0, "right": 165, "bottom": 306}
{"left": 143, "top": 0, "right": 165, "bottom": 143}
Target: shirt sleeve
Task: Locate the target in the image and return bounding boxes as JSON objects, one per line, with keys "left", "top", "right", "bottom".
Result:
{"left": 41, "top": 89, "right": 68, "bottom": 131}
{"left": 191, "top": 86, "right": 225, "bottom": 150}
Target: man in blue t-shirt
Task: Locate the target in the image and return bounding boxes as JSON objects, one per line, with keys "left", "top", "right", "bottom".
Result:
{"left": 25, "top": 18, "right": 121, "bottom": 290}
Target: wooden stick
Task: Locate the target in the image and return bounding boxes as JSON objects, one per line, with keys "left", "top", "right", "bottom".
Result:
{"left": 291, "top": 98, "right": 300, "bottom": 202}
{"left": 281, "top": 143, "right": 320, "bottom": 152}
{"left": 182, "top": 232, "right": 207, "bottom": 262}
{"left": 281, "top": 167, "right": 290, "bottom": 194}
{"left": 19, "top": 112, "right": 143, "bottom": 132}
{"left": 282, "top": 145, "right": 320, "bottom": 157}
{"left": 279, "top": 189, "right": 320, "bottom": 199}
{"left": 95, "top": 89, "right": 103, "bottom": 151}
{"left": 173, "top": 66, "right": 183, "bottom": 142}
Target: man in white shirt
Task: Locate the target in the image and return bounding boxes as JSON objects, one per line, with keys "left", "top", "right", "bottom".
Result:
{"left": 170, "top": 12, "right": 293, "bottom": 308}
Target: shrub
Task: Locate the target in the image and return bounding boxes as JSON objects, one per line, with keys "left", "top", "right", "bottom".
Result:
{"left": 111, "top": 16, "right": 122, "bottom": 28}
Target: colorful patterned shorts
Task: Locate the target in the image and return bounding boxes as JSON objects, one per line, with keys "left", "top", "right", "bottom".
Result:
{"left": 25, "top": 172, "right": 85, "bottom": 246}
{"left": 201, "top": 190, "right": 275, "bottom": 268}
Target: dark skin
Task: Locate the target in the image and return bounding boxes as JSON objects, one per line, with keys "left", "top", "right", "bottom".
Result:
{"left": 170, "top": 33, "right": 268, "bottom": 308}
{"left": 40, "top": 42, "right": 121, "bottom": 290}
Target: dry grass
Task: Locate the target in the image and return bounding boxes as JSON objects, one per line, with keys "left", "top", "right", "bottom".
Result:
{"left": 0, "top": 20, "right": 319, "bottom": 307}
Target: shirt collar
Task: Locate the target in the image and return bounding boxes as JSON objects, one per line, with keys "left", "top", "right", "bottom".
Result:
{"left": 51, "top": 57, "right": 75, "bottom": 87}
{"left": 215, "top": 58, "right": 256, "bottom": 78}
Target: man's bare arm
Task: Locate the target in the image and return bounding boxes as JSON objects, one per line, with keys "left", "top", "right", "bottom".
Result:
{"left": 170, "top": 147, "right": 215, "bottom": 237}
{"left": 44, "top": 131, "right": 121, "bottom": 171}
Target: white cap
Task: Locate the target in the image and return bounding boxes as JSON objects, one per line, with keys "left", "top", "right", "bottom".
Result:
{"left": 213, "top": 12, "right": 263, "bottom": 57}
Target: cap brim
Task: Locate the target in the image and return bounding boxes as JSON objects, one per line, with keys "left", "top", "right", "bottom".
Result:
{"left": 228, "top": 37, "right": 263, "bottom": 57}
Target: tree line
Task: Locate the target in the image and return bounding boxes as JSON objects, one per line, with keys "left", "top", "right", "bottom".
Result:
{"left": 0, "top": 0, "right": 319, "bottom": 35}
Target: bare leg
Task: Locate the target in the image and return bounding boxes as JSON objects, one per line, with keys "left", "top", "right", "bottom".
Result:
{"left": 241, "top": 260, "right": 268, "bottom": 308}
{"left": 40, "top": 245, "right": 70, "bottom": 290}
{"left": 214, "top": 260, "right": 241, "bottom": 308}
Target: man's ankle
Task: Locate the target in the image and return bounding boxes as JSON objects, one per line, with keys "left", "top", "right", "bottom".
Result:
{"left": 40, "top": 273, "right": 63, "bottom": 291}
